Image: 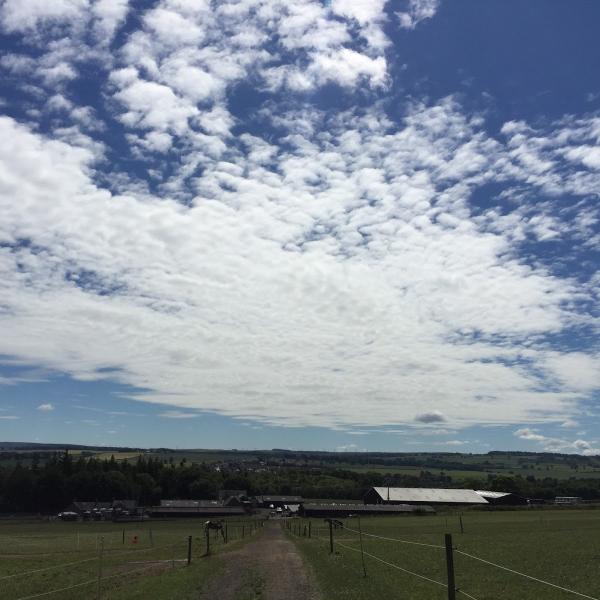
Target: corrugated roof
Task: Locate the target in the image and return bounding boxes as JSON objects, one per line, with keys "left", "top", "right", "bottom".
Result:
{"left": 371, "top": 487, "right": 488, "bottom": 504}
{"left": 258, "top": 495, "right": 303, "bottom": 502}
{"left": 160, "top": 500, "right": 223, "bottom": 508}
{"left": 475, "top": 490, "right": 512, "bottom": 499}
{"left": 303, "top": 503, "right": 433, "bottom": 513}
{"left": 149, "top": 506, "right": 244, "bottom": 514}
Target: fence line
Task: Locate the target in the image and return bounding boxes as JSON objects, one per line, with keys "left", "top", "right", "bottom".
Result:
{"left": 0, "top": 556, "right": 98, "bottom": 581}
{"left": 336, "top": 541, "right": 449, "bottom": 591}
{"left": 455, "top": 548, "right": 600, "bottom": 600}
{"left": 14, "top": 578, "right": 97, "bottom": 600}
{"left": 336, "top": 540, "right": 483, "bottom": 600}
{"left": 338, "top": 521, "right": 599, "bottom": 600}
{"left": 13, "top": 550, "right": 187, "bottom": 600}
{"left": 2, "top": 539, "right": 187, "bottom": 583}
{"left": 341, "top": 525, "right": 445, "bottom": 549}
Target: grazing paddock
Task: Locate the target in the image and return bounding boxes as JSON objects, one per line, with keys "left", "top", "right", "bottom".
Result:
{"left": 0, "top": 517, "right": 261, "bottom": 600}
{"left": 290, "top": 509, "right": 600, "bottom": 600}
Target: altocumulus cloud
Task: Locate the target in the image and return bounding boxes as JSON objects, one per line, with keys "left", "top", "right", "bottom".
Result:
{"left": 0, "top": 1, "right": 599, "bottom": 434}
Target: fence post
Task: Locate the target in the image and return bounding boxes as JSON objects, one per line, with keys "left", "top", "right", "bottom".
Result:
{"left": 459, "top": 515, "right": 464, "bottom": 534}
{"left": 358, "top": 517, "right": 367, "bottom": 578}
{"left": 308, "top": 521, "right": 311, "bottom": 538}
{"left": 224, "top": 523, "right": 228, "bottom": 544}
{"left": 96, "top": 536, "right": 104, "bottom": 600}
{"left": 149, "top": 528, "right": 154, "bottom": 547}
{"left": 122, "top": 529, "right": 125, "bottom": 545}
{"left": 187, "top": 536, "right": 192, "bottom": 566}
{"left": 242, "top": 525, "right": 245, "bottom": 539}
{"left": 444, "top": 534, "right": 456, "bottom": 600}
{"left": 205, "top": 527, "right": 210, "bottom": 556}
{"left": 328, "top": 520, "right": 334, "bottom": 554}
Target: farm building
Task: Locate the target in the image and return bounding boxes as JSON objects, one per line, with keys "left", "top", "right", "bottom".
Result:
{"left": 148, "top": 500, "right": 246, "bottom": 518}
{"left": 554, "top": 496, "right": 582, "bottom": 505}
{"left": 364, "top": 487, "right": 489, "bottom": 506}
{"left": 475, "top": 490, "right": 528, "bottom": 506}
{"left": 300, "top": 503, "right": 435, "bottom": 518}
{"left": 218, "top": 489, "right": 247, "bottom": 501}
{"left": 64, "top": 500, "right": 139, "bottom": 520}
{"left": 256, "top": 495, "right": 303, "bottom": 508}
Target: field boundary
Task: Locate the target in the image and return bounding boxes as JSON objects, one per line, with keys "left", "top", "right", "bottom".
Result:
{"left": 289, "top": 517, "right": 600, "bottom": 600}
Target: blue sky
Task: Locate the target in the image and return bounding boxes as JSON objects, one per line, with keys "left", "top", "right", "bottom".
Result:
{"left": 1, "top": 0, "right": 599, "bottom": 454}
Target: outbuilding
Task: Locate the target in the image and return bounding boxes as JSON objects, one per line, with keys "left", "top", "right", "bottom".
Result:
{"left": 256, "top": 495, "right": 303, "bottom": 508}
{"left": 300, "top": 503, "right": 435, "bottom": 518}
{"left": 364, "top": 487, "right": 489, "bottom": 506}
{"left": 475, "top": 490, "right": 528, "bottom": 506}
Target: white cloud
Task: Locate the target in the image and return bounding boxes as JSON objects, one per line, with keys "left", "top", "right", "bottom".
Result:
{"left": 397, "top": 0, "right": 440, "bottom": 30}
{"left": 0, "top": 102, "right": 598, "bottom": 431}
{"left": 0, "top": 3, "right": 600, "bottom": 435}
{"left": 336, "top": 443, "right": 365, "bottom": 452}
{"left": 37, "top": 403, "right": 55, "bottom": 411}
{"left": 159, "top": 410, "right": 201, "bottom": 419}
{"left": 0, "top": 0, "right": 90, "bottom": 32}
{"left": 514, "top": 428, "right": 600, "bottom": 456}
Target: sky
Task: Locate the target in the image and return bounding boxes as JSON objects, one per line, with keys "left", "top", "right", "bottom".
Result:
{"left": 1, "top": 0, "right": 600, "bottom": 454}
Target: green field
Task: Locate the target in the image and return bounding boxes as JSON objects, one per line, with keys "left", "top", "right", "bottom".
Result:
{"left": 0, "top": 517, "right": 261, "bottom": 600}
{"left": 290, "top": 509, "right": 600, "bottom": 600}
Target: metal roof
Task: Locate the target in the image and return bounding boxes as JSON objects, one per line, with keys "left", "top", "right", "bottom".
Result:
{"left": 160, "top": 500, "right": 223, "bottom": 508}
{"left": 149, "top": 506, "right": 244, "bottom": 514}
{"left": 303, "top": 503, "right": 433, "bottom": 513}
{"left": 371, "top": 487, "right": 488, "bottom": 504}
{"left": 258, "top": 495, "right": 303, "bottom": 502}
{"left": 475, "top": 490, "right": 512, "bottom": 499}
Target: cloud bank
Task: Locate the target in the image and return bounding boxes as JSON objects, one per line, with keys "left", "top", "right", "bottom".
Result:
{"left": 0, "top": 1, "right": 599, "bottom": 436}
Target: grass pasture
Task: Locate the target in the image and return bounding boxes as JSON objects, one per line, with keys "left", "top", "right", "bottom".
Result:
{"left": 291, "top": 509, "right": 600, "bottom": 600}
{"left": 0, "top": 517, "right": 261, "bottom": 600}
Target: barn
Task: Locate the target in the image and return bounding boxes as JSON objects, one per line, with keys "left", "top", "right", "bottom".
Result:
{"left": 475, "top": 490, "right": 529, "bottom": 506}
{"left": 256, "top": 495, "right": 303, "bottom": 508}
{"left": 364, "top": 487, "right": 489, "bottom": 506}
{"left": 148, "top": 500, "right": 246, "bottom": 518}
{"left": 299, "top": 503, "right": 435, "bottom": 518}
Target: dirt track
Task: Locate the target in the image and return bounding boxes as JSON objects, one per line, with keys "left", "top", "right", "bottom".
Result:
{"left": 198, "top": 521, "right": 321, "bottom": 600}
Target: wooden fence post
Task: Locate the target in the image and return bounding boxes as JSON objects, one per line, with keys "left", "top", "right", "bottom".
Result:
{"left": 459, "top": 515, "right": 464, "bottom": 534}
{"left": 187, "top": 536, "right": 192, "bottom": 565}
{"left": 96, "top": 536, "right": 104, "bottom": 600}
{"left": 358, "top": 517, "right": 367, "bottom": 578}
{"left": 445, "top": 534, "right": 456, "bottom": 600}
{"left": 205, "top": 527, "right": 210, "bottom": 556}
{"left": 328, "top": 520, "right": 334, "bottom": 554}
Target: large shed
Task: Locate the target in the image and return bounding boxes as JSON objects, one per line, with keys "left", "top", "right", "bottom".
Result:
{"left": 475, "top": 490, "right": 528, "bottom": 506}
{"left": 300, "top": 503, "right": 435, "bottom": 518}
{"left": 256, "top": 495, "right": 303, "bottom": 508}
{"left": 364, "top": 487, "right": 489, "bottom": 506}
{"left": 148, "top": 504, "right": 245, "bottom": 518}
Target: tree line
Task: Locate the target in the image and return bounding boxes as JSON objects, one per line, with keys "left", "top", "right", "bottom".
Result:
{"left": 1, "top": 452, "right": 600, "bottom": 513}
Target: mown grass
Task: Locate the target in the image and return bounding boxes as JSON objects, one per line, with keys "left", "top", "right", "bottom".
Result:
{"left": 0, "top": 517, "right": 263, "bottom": 599}
{"left": 290, "top": 509, "right": 600, "bottom": 600}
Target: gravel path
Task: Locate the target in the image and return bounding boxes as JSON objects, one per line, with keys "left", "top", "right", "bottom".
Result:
{"left": 198, "top": 521, "right": 321, "bottom": 600}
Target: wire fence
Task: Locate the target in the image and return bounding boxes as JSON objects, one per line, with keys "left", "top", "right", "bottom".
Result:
{"left": 286, "top": 517, "right": 600, "bottom": 600}
{"left": 1, "top": 518, "right": 265, "bottom": 600}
